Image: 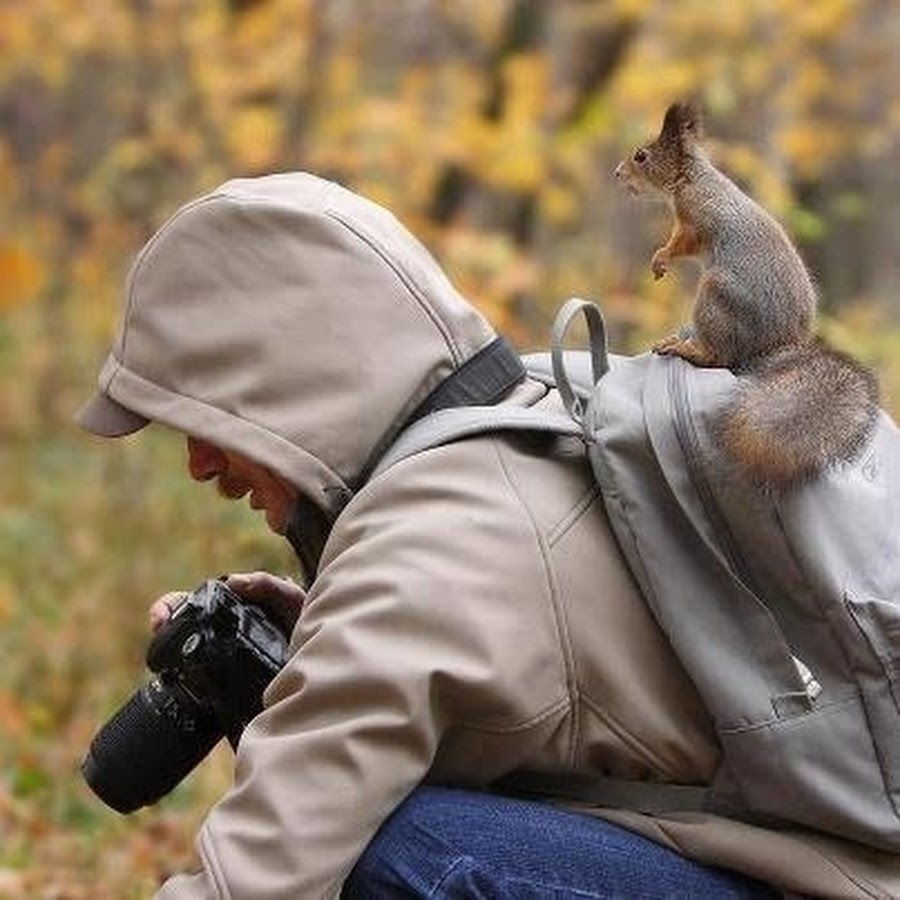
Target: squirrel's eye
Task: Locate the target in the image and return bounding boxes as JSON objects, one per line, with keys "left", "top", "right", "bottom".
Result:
{"left": 633, "top": 149, "right": 648, "bottom": 165}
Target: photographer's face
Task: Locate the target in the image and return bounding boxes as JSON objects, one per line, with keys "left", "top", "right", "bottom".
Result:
{"left": 186, "top": 437, "right": 298, "bottom": 535}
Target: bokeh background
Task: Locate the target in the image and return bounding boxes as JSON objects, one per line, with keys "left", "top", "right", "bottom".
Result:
{"left": 2, "top": 1, "right": 899, "bottom": 895}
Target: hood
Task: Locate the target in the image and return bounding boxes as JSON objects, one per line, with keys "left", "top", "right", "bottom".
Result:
{"left": 77, "top": 172, "right": 503, "bottom": 520}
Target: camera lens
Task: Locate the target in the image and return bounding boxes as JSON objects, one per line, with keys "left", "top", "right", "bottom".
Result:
{"left": 81, "top": 677, "right": 222, "bottom": 813}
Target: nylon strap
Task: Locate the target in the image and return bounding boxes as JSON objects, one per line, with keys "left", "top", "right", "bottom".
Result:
{"left": 357, "top": 336, "right": 526, "bottom": 488}
{"left": 494, "top": 769, "right": 712, "bottom": 815}
{"left": 372, "top": 300, "right": 613, "bottom": 479}
{"left": 550, "top": 298, "right": 609, "bottom": 424}
{"left": 371, "top": 405, "right": 581, "bottom": 479}
{"left": 410, "top": 336, "right": 526, "bottom": 420}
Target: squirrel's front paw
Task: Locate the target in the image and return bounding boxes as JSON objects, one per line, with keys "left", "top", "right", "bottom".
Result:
{"left": 651, "top": 251, "right": 668, "bottom": 280}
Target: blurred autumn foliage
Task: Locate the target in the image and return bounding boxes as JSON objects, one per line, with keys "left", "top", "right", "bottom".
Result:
{"left": 2, "top": 0, "right": 900, "bottom": 895}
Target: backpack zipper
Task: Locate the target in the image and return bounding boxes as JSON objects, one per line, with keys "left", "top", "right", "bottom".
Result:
{"left": 667, "top": 361, "right": 752, "bottom": 582}
{"left": 667, "top": 360, "right": 822, "bottom": 703}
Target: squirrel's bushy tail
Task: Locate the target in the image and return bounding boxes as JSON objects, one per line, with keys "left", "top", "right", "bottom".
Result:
{"left": 720, "top": 339, "right": 880, "bottom": 486}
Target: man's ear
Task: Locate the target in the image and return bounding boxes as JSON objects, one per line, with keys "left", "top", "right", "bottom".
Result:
{"left": 660, "top": 101, "right": 704, "bottom": 145}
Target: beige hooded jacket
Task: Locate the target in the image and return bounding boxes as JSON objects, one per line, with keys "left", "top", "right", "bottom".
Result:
{"left": 78, "top": 173, "right": 900, "bottom": 899}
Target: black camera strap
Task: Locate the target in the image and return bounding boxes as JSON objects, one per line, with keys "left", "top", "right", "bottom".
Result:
{"left": 407, "top": 336, "right": 526, "bottom": 421}
{"left": 285, "top": 495, "right": 330, "bottom": 589}
{"left": 355, "top": 336, "right": 525, "bottom": 490}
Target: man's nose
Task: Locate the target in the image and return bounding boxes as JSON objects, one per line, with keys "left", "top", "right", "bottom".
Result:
{"left": 186, "top": 437, "right": 224, "bottom": 481}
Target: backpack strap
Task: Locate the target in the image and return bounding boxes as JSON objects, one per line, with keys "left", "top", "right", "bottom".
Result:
{"left": 494, "top": 769, "right": 712, "bottom": 816}
{"left": 410, "top": 336, "right": 527, "bottom": 419}
{"left": 357, "top": 336, "right": 526, "bottom": 488}
{"left": 493, "top": 768, "right": 787, "bottom": 829}
{"left": 550, "top": 297, "right": 609, "bottom": 422}
{"left": 371, "top": 299, "right": 611, "bottom": 479}
{"left": 371, "top": 404, "right": 582, "bottom": 479}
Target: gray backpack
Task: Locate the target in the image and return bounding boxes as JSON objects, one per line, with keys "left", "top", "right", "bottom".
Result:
{"left": 375, "top": 298, "right": 900, "bottom": 851}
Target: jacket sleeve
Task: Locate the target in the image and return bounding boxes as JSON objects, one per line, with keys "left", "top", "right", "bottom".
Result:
{"left": 155, "top": 442, "right": 566, "bottom": 900}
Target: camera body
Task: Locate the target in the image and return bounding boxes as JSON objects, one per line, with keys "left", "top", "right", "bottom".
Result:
{"left": 82, "top": 579, "right": 289, "bottom": 814}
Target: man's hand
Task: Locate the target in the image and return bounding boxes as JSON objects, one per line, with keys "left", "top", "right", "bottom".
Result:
{"left": 149, "top": 572, "right": 306, "bottom": 637}
{"left": 224, "top": 571, "right": 306, "bottom": 636}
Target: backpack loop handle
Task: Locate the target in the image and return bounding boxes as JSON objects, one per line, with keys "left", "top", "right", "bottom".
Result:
{"left": 551, "top": 298, "right": 609, "bottom": 423}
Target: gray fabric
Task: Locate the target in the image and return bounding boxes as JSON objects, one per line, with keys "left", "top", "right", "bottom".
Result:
{"left": 589, "top": 350, "right": 900, "bottom": 850}
{"left": 379, "top": 298, "right": 900, "bottom": 852}
{"left": 549, "top": 297, "right": 610, "bottom": 420}
{"left": 371, "top": 404, "right": 580, "bottom": 477}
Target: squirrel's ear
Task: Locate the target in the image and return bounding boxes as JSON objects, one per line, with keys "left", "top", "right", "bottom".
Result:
{"left": 661, "top": 101, "right": 704, "bottom": 144}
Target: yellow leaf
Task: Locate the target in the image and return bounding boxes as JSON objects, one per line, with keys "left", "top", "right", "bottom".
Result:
{"left": 226, "top": 105, "right": 284, "bottom": 172}
{"left": 0, "top": 244, "right": 44, "bottom": 311}
{"left": 541, "top": 183, "right": 579, "bottom": 227}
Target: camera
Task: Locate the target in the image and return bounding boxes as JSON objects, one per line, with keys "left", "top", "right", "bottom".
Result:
{"left": 81, "top": 579, "right": 289, "bottom": 814}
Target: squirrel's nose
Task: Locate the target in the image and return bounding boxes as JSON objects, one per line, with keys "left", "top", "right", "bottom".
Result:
{"left": 613, "top": 162, "right": 625, "bottom": 179}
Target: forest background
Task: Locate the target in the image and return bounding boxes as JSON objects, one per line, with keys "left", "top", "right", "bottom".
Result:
{"left": 2, "top": 1, "right": 899, "bottom": 896}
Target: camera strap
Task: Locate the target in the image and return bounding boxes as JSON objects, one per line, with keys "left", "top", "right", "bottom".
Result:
{"left": 355, "top": 336, "right": 526, "bottom": 490}
{"left": 407, "top": 336, "right": 526, "bottom": 421}
{"left": 285, "top": 495, "right": 330, "bottom": 589}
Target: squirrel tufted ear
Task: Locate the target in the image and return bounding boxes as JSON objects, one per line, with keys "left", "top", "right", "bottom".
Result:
{"left": 660, "top": 101, "right": 704, "bottom": 144}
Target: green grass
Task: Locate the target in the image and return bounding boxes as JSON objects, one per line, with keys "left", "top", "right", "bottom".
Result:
{"left": 0, "top": 415, "right": 296, "bottom": 895}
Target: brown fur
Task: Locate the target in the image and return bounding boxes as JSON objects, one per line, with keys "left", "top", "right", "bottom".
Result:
{"left": 615, "top": 102, "right": 880, "bottom": 485}
{"left": 719, "top": 341, "right": 880, "bottom": 485}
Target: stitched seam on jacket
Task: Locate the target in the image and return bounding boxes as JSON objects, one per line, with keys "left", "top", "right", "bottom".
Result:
{"left": 324, "top": 209, "right": 464, "bottom": 363}
{"left": 547, "top": 483, "right": 602, "bottom": 548}
{"left": 449, "top": 695, "right": 571, "bottom": 735}
{"left": 579, "top": 692, "right": 686, "bottom": 782}
{"left": 491, "top": 438, "right": 581, "bottom": 768}
{"left": 198, "top": 824, "right": 230, "bottom": 899}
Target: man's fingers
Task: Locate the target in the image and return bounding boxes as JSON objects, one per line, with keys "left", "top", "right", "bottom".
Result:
{"left": 225, "top": 571, "right": 306, "bottom": 633}
{"left": 149, "top": 575, "right": 305, "bottom": 638}
{"left": 149, "top": 591, "right": 189, "bottom": 632}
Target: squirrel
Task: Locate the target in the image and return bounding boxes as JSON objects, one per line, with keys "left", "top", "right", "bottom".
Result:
{"left": 614, "top": 101, "right": 880, "bottom": 486}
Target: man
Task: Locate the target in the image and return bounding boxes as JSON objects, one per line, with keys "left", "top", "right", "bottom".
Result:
{"left": 77, "top": 173, "right": 896, "bottom": 898}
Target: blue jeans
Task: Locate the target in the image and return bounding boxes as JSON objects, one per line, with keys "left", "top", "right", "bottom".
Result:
{"left": 344, "top": 787, "right": 778, "bottom": 899}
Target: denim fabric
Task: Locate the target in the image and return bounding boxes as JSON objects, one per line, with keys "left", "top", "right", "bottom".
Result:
{"left": 344, "top": 787, "right": 779, "bottom": 899}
